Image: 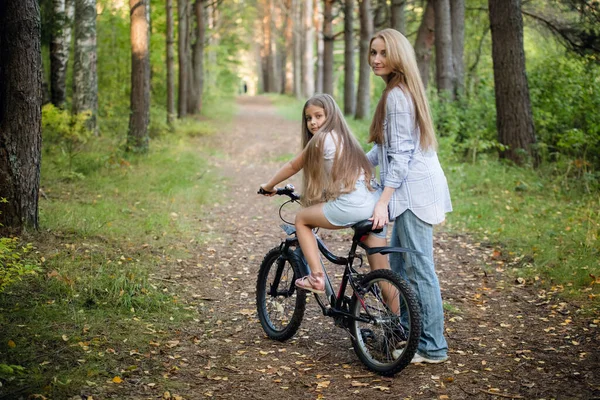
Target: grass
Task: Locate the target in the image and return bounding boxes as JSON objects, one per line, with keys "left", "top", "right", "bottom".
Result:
{"left": 0, "top": 100, "right": 234, "bottom": 398}
{"left": 443, "top": 158, "right": 599, "bottom": 301}
{"left": 268, "top": 94, "right": 600, "bottom": 309}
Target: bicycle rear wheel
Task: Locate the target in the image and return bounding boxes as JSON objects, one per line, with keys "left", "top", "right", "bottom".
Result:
{"left": 349, "top": 269, "right": 421, "bottom": 376}
{"left": 256, "top": 246, "right": 306, "bottom": 341}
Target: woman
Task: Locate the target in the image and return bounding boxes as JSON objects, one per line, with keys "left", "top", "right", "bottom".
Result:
{"left": 366, "top": 29, "right": 453, "bottom": 364}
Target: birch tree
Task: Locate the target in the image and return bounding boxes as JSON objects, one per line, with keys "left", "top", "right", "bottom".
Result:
{"left": 0, "top": 0, "right": 43, "bottom": 232}
{"left": 50, "top": 0, "right": 74, "bottom": 108}
{"left": 72, "top": 0, "right": 98, "bottom": 132}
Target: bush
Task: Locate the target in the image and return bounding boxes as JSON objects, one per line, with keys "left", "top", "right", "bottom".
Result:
{"left": 430, "top": 83, "right": 501, "bottom": 163}
{"left": 0, "top": 235, "right": 39, "bottom": 294}
{"left": 42, "top": 104, "right": 92, "bottom": 177}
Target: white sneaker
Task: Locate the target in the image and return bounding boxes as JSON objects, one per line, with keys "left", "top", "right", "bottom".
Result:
{"left": 392, "top": 349, "right": 448, "bottom": 364}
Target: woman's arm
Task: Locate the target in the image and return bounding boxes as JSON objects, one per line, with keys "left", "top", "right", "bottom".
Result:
{"left": 371, "top": 186, "right": 394, "bottom": 229}
{"left": 261, "top": 149, "right": 306, "bottom": 193}
{"left": 371, "top": 89, "right": 415, "bottom": 225}
{"left": 382, "top": 89, "right": 415, "bottom": 189}
{"left": 366, "top": 144, "right": 379, "bottom": 167}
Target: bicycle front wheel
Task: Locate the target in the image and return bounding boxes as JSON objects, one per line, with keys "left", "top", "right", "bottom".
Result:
{"left": 256, "top": 246, "right": 306, "bottom": 341}
{"left": 349, "top": 269, "right": 421, "bottom": 376}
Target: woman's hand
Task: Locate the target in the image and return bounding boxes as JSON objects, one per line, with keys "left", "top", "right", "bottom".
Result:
{"left": 259, "top": 184, "right": 276, "bottom": 196}
{"left": 370, "top": 201, "right": 389, "bottom": 229}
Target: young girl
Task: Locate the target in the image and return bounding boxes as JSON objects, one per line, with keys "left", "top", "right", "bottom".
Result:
{"left": 259, "top": 93, "right": 384, "bottom": 293}
{"left": 367, "top": 29, "right": 453, "bottom": 363}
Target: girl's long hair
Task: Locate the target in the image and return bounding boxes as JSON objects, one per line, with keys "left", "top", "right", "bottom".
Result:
{"left": 300, "top": 94, "right": 373, "bottom": 207}
{"left": 368, "top": 29, "right": 437, "bottom": 151}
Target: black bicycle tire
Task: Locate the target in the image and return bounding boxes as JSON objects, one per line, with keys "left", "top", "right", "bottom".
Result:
{"left": 349, "top": 269, "right": 422, "bottom": 376}
{"left": 256, "top": 246, "right": 307, "bottom": 341}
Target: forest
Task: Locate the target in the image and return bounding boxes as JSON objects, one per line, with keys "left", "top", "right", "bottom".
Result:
{"left": 0, "top": 0, "right": 599, "bottom": 398}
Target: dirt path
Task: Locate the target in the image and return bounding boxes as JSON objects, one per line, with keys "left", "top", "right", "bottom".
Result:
{"left": 130, "top": 97, "right": 599, "bottom": 399}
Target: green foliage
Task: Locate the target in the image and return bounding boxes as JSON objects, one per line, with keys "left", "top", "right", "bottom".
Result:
{"left": 430, "top": 84, "right": 502, "bottom": 163}
{"left": 95, "top": 6, "right": 132, "bottom": 137}
{"left": 0, "top": 236, "right": 40, "bottom": 294}
{"left": 42, "top": 104, "right": 93, "bottom": 177}
{"left": 0, "top": 123, "right": 222, "bottom": 396}
{"left": 0, "top": 363, "right": 26, "bottom": 379}
{"left": 443, "top": 149, "right": 599, "bottom": 301}
{"left": 528, "top": 48, "right": 600, "bottom": 186}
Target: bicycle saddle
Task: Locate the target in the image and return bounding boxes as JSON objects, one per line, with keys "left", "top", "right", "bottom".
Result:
{"left": 352, "top": 220, "right": 383, "bottom": 241}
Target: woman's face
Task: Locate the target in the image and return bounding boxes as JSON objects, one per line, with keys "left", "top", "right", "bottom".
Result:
{"left": 305, "top": 105, "right": 327, "bottom": 134}
{"left": 369, "top": 38, "right": 392, "bottom": 80}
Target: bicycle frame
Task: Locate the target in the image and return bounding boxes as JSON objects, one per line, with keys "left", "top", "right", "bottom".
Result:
{"left": 261, "top": 185, "right": 421, "bottom": 327}
{"left": 277, "top": 223, "right": 411, "bottom": 326}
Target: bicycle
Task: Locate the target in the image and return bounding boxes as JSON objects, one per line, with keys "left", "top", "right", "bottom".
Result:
{"left": 256, "top": 184, "right": 422, "bottom": 376}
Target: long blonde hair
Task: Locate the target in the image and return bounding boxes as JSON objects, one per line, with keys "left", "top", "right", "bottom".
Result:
{"left": 368, "top": 29, "right": 437, "bottom": 151}
{"left": 300, "top": 94, "right": 373, "bottom": 207}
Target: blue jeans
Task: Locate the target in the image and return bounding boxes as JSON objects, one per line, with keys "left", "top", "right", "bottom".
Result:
{"left": 390, "top": 210, "right": 448, "bottom": 360}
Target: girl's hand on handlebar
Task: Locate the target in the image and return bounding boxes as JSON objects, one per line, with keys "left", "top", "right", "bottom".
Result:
{"left": 258, "top": 184, "right": 276, "bottom": 196}
{"left": 369, "top": 201, "right": 389, "bottom": 229}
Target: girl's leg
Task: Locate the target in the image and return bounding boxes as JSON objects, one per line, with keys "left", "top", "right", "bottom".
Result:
{"left": 363, "top": 234, "right": 399, "bottom": 314}
{"left": 294, "top": 204, "right": 339, "bottom": 292}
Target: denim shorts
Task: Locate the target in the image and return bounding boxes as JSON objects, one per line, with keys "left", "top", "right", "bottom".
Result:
{"left": 323, "top": 181, "right": 386, "bottom": 239}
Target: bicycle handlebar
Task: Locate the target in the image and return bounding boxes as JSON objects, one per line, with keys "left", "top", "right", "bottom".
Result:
{"left": 258, "top": 184, "right": 301, "bottom": 202}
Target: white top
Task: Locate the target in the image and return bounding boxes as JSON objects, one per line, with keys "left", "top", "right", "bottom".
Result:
{"left": 321, "top": 130, "right": 365, "bottom": 181}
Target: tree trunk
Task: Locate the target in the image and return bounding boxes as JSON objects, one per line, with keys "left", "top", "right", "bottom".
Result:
{"left": 314, "top": 0, "right": 323, "bottom": 93}
{"left": 0, "top": 0, "right": 42, "bottom": 232}
{"left": 185, "top": 3, "right": 196, "bottom": 114}
{"left": 433, "top": 0, "right": 454, "bottom": 98}
{"left": 292, "top": 0, "right": 302, "bottom": 98}
{"left": 284, "top": 0, "right": 294, "bottom": 94}
{"left": 190, "top": 0, "right": 205, "bottom": 113}
{"left": 390, "top": 0, "right": 405, "bottom": 33}
{"left": 177, "top": 0, "right": 188, "bottom": 118}
{"left": 414, "top": 0, "right": 434, "bottom": 88}
{"left": 127, "top": 0, "right": 150, "bottom": 152}
{"left": 302, "top": 0, "right": 315, "bottom": 98}
{"left": 72, "top": 0, "right": 98, "bottom": 132}
{"left": 50, "top": 0, "right": 74, "bottom": 108}
{"left": 489, "top": 0, "right": 536, "bottom": 165}
{"left": 166, "top": 0, "right": 175, "bottom": 124}
{"left": 450, "top": 0, "right": 464, "bottom": 97}
{"left": 373, "top": 0, "right": 388, "bottom": 31}
{"left": 268, "top": 0, "right": 281, "bottom": 93}
{"left": 343, "top": 0, "right": 356, "bottom": 115}
{"left": 322, "top": 0, "right": 334, "bottom": 95}
{"left": 355, "top": 0, "right": 372, "bottom": 120}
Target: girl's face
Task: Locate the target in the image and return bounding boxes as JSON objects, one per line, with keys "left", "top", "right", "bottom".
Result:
{"left": 305, "top": 105, "right": 327, "bottom": 134}
{"left": 370, "top": 38, "right": 392, "bottom": 80}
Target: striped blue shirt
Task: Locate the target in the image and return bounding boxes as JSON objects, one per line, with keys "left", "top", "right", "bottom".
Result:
{"left": 366, "top": 87, "right": 452, "bottom": 225}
